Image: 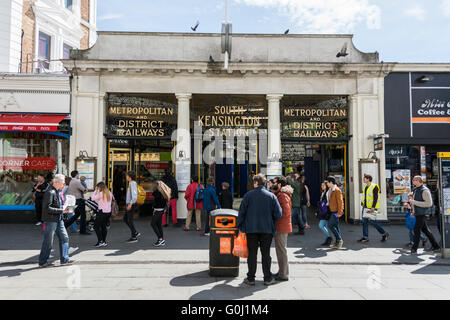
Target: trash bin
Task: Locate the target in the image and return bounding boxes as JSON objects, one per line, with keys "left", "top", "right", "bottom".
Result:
{"left": 209, "top": 209, "right": 240, "bottom": 277}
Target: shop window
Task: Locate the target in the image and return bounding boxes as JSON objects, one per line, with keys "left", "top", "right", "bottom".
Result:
{"left": 38, "top": 32, "right": 51, "bottom": 70}
{"left": 0, "top": 132, "right": 69, "bottom": 208}
{"left": 65, "top": 0, "right": 73, "bottom": 10}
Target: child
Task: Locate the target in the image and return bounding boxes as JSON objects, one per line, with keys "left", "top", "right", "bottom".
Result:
{"left": 218, "top": 182, "right": 233, "bottom": 209}
{"left": 404, "top": 211, "right": 427, "bottom": 248}
{"left": 80, "top": 176, "right": 88, "bottom": 189}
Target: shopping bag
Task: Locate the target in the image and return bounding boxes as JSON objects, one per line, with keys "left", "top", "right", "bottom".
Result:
{"left": 232, "top": 232, "right": 248, "bottom": 258}
{"left": 362, "top": 208, "right": 379, "bottom": 220}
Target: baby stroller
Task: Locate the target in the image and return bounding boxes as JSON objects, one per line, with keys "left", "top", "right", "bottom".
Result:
{"left": 85, "top": 198, "right": 99, "bottom": 232}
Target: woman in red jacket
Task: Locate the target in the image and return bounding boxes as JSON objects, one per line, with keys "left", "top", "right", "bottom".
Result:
{"left": 184, "top": 176, "right": 203, "bottom": 231}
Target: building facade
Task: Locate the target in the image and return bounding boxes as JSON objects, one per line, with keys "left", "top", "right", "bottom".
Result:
{"left": 63, "top": 32, "right": 396, "bottom": 222}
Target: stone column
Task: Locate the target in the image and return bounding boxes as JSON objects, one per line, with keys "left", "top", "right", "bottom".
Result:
{"left": 266, "top": 94, "right": 283, "bottom": 179}
{"left": 175, "top": 93, "right": 192, "bottom": 220}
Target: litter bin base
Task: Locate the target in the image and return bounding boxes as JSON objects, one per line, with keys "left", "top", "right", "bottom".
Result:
{"left": 209, "top": 267, "right": 239, "bottom": 277}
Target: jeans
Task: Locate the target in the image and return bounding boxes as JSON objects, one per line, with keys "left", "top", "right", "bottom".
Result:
{"left": 412, "top": 215, "right": 439, "bottom": 251}
{"left": 204, "top": 210, "right": 211, "bottom": 234}
{"left": 328, "top": 213, "right": 342, "bottom": 241}
{"left": 409, "top": 229, "right": 424, "bottom": 243}
{"left": 39, "top": 220, "right": 70, "bottom": 265}
{"left": 246, "top": 233, "right": 273, "bottom": 282}
{"left": 292, "top": 207, "right": 304, "bottom": 232}
{"left": 362, "top": 208, "right": 387, "bottom": 238}
{"left": 318, "top": 219, "right": 330, "bottom": 239}
{"left": 94, "top": 211, "right": 111, "bottom": 243}
{"left": 124, "top": 204, "right": 139, "bottom": 238}
{"left": 300, "top": 205, "right": 308, "bottom": 225}
{"left": 65, "top": 198, "right": 86, "bottom": 233}
{"left": 151, "top": 209, "right": 164, "bottom": 239}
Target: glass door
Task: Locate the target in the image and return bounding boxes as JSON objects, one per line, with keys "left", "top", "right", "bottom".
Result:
{"left": 108, "top": 147, "right": 132, "bottom": 207}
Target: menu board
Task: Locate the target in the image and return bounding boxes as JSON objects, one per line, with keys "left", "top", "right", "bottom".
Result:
{"left": 76, "top": 160, "right": 96, "bottom": 190}
{"left": 393, "top": 169, "right": 411, "bottom": 195}
{"left": 441, "top": 160, "right": 450, "bottom": 215}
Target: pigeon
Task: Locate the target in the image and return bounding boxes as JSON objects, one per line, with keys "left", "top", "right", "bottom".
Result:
{"left": 191, "top": 20, "right": 199, "bottom": 31}
{"left": 284, "top": 29, "right": 289, "bottom": 35}
{"left": 209, "top": 55, "right": 214, "bottom": 63}
{"left": 336, "top": 43, "right": 348, "bottom": 57}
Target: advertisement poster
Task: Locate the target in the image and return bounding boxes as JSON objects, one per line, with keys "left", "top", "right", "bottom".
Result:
{"left": 175, "top": 162, "right": 190, "bottom": 191}
{"left": 441, "top": 160, "right": 450, "bottom": 215}
{"left": 420, "top": 146, "right": 427, "bottom": 181}
{"left": 76, "top": 161, "right": 95, "bottom": 190}
{"left": 393, "top": 169, "right": 411, "bottom": 194}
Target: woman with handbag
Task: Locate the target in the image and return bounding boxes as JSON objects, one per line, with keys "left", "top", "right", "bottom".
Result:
{"left": 151, "top": 181, "right": 171, "bottom": 247}
{"left": 91, "top": 181, "right": 113, "bottom": 247}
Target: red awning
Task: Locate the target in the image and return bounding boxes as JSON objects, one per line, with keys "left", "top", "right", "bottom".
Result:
{"left": 0, "top": 114, "right": 67, "bottom": 132}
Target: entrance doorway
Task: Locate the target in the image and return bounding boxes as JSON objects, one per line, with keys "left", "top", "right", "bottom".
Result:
{"left": 108, "top": 147, "right": 132, "bottom": 208}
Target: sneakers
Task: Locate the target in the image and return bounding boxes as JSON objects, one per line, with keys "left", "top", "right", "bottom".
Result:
{"left": 410, "top": 249, "right": 418, "bottom": 255}
{"left": 38, "top": 262, "right": 53, "bottom": 268}
{"left": 381, "top": 233, "right": 389, "bottom": 242}
{"left": 357, "top": 238, "right": 369, "bottom": 243}
{"left": 126, "top": 237, "right": 138, "bottom": 243}
{"left": 204, "top": 233, "right": 210, "bottom": 236}
{"left": 153, "top": 239, "right": 166, "bottom": 247}
{"left": 264, "top": 278, "right": 276, "bottom": 286}
{"left": 134, "top": 232, "right": 141, "bottom": 238}
{"left": 330, "top": 240, "right": 344, "bottom": 249}
{"left": 60, "top": 259, "right": 75, "bottom": 266}
{"left": 35, "top": 221, "right": 42, "bottom": 226}
{"left": 95, "top": 241, "right": 108, "bottom": 247}
{"left": 94, "top": 242, "right": 102, "bottom": 247}
{"left": 274, "top": 276, "right": 289, "bottom": 282}
{"left": 243, "top": 278, "right": 255, "bottom": 286}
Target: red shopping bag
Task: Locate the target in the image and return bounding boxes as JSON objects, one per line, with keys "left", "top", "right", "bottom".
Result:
{"left": 232, "top": 232, "right": 248, "bottom": 258}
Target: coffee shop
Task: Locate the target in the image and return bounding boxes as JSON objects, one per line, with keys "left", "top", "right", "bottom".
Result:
{"left": 63, "top": 31, "right": 393, "bottom": 222}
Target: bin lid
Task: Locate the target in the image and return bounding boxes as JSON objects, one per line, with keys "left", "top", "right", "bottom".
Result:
{"left": 210, "top": 208, "right": 238, "bottom": 217}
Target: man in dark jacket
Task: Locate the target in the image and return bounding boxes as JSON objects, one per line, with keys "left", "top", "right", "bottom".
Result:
{"left": 38, "top": 174, "right": 73, "bottom": 267}
{"left": 32, "top": 174, "right": 49, "bottom": 226}
{"left": 238, "top": 173, "right": 282, "bottom": 286}
{"left": 161, "top": 169, "right": 179, "bottom": 226}
{"left": 218, "top": 181, "right": 233, "bottom": 209}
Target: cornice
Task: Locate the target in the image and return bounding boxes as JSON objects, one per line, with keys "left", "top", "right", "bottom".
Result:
{"left": 63, "top": 60, "right": 396, "bottom": 77}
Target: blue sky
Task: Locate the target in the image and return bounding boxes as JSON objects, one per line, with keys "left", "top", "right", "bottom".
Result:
{"left": 97, "top": 0, "right": 450, "bottom": 63}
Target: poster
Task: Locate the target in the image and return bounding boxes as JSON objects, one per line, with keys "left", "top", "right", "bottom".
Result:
{"left": 266, "top": 162, "right": 282, "bottom": 178}
{"left": 420, "top": 146, "right": 427, "bottom": 181}
{"left": 76, "top": 160, "right": 95, "bottom": 190}
{"left": 393, "top": 169, "right": 411, "bottom": 194}
{"left": 175, "top": 162, "right": 190, "bottom": 191}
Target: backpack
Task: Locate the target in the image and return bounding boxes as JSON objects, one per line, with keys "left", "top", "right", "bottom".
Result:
{"left": 129, "top": 182, "right": 147, "bottom": 205}
{"left": 194, "top": 185, "right": 204, "bottom": 202}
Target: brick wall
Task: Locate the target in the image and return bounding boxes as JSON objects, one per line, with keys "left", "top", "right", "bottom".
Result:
{"left": 21, "top": 0, "right": 35, "bottom": 73}
{"left": 80, "top": 24, "right": 89, "bottom": 50}
{"left": 81, "top": 0, "right": 89, "bottom": 22}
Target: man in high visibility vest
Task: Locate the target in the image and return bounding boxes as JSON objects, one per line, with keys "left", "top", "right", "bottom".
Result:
{"left": 357, "top": 174, "right": 389, "bottom": 243}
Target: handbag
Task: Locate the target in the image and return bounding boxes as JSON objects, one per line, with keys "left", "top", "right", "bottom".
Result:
{"left": 111, "top": 194, "right": 119, "bottom": 217}
{"left": 232, "top": 232, "right": 249, "bottom": 258}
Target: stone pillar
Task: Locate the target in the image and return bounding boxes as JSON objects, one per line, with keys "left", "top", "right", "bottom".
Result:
{"left": 175, "top": 93, "right": 192, "bottom": 220}
{"left": 266, "top": 94, "right": 283, "bottom": 179}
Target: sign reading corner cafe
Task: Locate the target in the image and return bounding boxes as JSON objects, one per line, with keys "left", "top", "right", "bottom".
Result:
{"left": 281, "top": 98, "right": 348, "bottom": 139}
{"left": 106, "top": 95, "right": 177, "bottom": 138}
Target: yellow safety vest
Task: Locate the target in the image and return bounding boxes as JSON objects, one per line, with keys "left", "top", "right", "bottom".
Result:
{"left": 364, "top": 183, "right": 380, "bottom": 209}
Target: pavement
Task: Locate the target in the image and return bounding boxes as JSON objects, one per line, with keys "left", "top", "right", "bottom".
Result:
{"left": 1, "top": 216, "right": 450, "bottom": 300}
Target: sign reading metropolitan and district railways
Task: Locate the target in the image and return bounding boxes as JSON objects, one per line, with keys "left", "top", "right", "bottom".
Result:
{"left": 106, "top": 105, "right": 176, "bottom": 138}
{"left": 412, "top": 89, "right": 450, "bottom": 123}
{"left": 281, "top": 101, "right": 348, "bottom": 139}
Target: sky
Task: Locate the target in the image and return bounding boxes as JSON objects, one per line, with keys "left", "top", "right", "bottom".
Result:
{"left": 97, "top": 0, "right": 450, "bottom": 63}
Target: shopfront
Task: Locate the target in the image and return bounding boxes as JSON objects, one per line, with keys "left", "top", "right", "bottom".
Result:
{"left": 64, "top": 32, "right": 392, "bottom": 221}
{"left": 0, "top": 74, "right": 71, "bottom": 219}
{"left": 384, "top": 71, "right": 450, "bottom": 219}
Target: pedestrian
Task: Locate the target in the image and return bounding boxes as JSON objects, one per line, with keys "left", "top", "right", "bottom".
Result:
{"left": 63, "top": 176, "right": 78, "bottom": 233}
{"left": 326, "top": 176, "right": 344, "bottom": 249}
{"left": 272, "top": 176, "right": 292, "bottom": 281}
{"left": 161, "top": 169, "right": 179, "bottom": 227}
{"left": 405, "top": 176, "right": 440, "bottom": 255}
{"left": 404, "top": 211, "right": 427, "bottom": 248}
{"left": 202, "top": 177, "right": 221, "bottom": 236}
{"left": 237, "top": 173, "right": 282, "bottom": 286}
{"left": 268, "top": 179, "right": 275, "bottom": 191}
{"left": 124, "top": 171, "right": 140, "bottom": 243}
{"left": 247, "top": 171, "right": 255, "bottom": 193}
{"left": 32, "top": 173, "right": 49, "bottom": 226}
{"left": 357, "top": 174, "right": 389, "bottom": 243}
{"left": 65, "top": 171, "right": 89, "bottom": 234}
{"left": 299, "top": 175, "right": 311, "bottom": 229}
{"left": 287, "top": 173, "right": 305, "bottom": 235}
{"left": 184, "top": 176, "right": 204, "bottom": 231}
{"left": 151, "top": 180, "right": 171, "bottom": 247}
{"left": 38, "top": 174, "right": 73, "bottom": 267}
{"left": 218, "top": 181, "right": 233, "bottom": 209}
{"left": 315, "top": 182, "right": 332, "bottom": 246}
{"left": 91, "top": 181, "right": 113, "bottom": 247}
{"left": 80, "top": 176, "right": 88, "bottom": 189}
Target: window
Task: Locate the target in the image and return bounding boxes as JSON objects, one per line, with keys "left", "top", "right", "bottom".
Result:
{"left": 65, "top": 0, "right": 73, "bottom": 10}
{"left": 38, "top": 32, "right": 51, "bottom": 69}
{"left": 63, "top": 44, "right": 72, "bottom": 60}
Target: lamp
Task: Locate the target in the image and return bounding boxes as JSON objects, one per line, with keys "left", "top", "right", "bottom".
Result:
{"left": 367, "top": 151, "right": 378, "bottom": 161}
{"left": 78, "top": 150, "right": 89, "bottom": 163}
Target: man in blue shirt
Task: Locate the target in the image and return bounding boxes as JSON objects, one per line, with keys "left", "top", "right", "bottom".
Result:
{"left": 237, "top": 173, "right": 282, "bottom": 286}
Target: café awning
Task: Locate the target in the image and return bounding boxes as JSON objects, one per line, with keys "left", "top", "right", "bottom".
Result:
{"left": 0, "top": 114, "right": 67, "bottom": 132}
